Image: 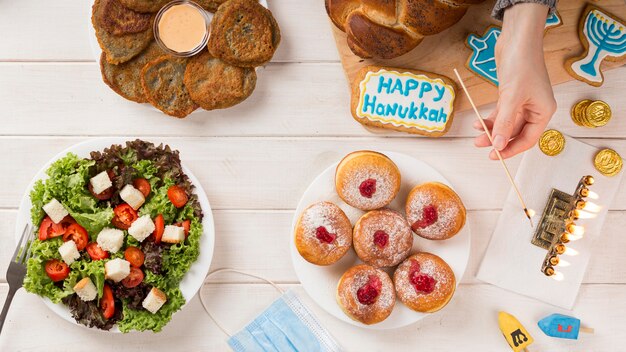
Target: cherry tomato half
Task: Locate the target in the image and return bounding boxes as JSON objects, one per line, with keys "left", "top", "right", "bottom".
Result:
{"left": 175, "top": 219, "right": 191, "bottom": 239}
{"left": 153, "top": 214, "right": 164, "bottom": 244}
{"left": 167, "top": 185, "right": 188, "bottom": 208}
{"left": 112, "top": 204, "right": 138, "bottom": 230}
{"left": 101, "top": 284, "right": 115, "bottom": 320}
{"left": 133, "top": 178, "right": 151, "bottom": 198}
{"left": 124, "top": 247, "right": 145, "bottom": 267}
{"left": 62, "top": 223, "right": 89, "bottom": 251}
{"left": 86, "top": 242, "right": 109, "bottom": 261}
{"left": 58, "top": 215, "right": 77, "bottom": 233}
{"left": 45, "top": 259, "right": 70, "bottom": 282}
{"left": 121, "top": 267, "right": 144, "bottom": 288}
{"left": 38, "top": 216, "right": 64, "bottom": 241}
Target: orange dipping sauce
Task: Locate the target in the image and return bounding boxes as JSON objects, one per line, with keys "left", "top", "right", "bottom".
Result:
{"left": 157, "top": 3, "right": 208, "bottom": 54}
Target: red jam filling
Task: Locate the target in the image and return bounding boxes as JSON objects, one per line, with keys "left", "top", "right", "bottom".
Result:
{"left": 356, "top": 275, "right": 382, "bottom": 305}
{"left": 315, "top": 226, "right": 336, "bottom": 244}
{"left": 359, "top": 178, "right": 377, "bottom": 198}
{"left": 412, "top": 205, "right": 438, "bottom": 231}
{"left": 373, "top": 230, "right": 389, "bottom": 248}
{"left": 408, "top": 260, "right": 436, "bottom": 294}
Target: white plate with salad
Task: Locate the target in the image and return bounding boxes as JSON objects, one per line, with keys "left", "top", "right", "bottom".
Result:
{"left": 14, "top": 138, "right": 215, "bottom": 333}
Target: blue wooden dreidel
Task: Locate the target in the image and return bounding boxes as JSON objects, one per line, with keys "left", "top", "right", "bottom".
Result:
{"left": 538, "top": 313, "right": 595, "bottom": 339}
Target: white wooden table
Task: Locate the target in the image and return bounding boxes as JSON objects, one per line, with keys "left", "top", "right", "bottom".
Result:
{"left": 1, "top": 1, "right": 625, "bottom": 351}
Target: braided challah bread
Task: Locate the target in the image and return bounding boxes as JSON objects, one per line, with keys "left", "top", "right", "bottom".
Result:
{"left": 326, "top": 0, "right": 485, "bottom": 59}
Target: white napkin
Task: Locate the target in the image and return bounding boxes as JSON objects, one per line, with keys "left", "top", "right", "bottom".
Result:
{"left": 477, "top": 135, "right": 623, "bottom": 309}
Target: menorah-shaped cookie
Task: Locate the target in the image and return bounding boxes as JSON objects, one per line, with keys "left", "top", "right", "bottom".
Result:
{"left": 566, "top": 5, "right": 626, "bottom": 87}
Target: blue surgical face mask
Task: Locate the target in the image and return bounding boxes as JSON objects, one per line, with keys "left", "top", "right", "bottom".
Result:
{"left": 200, "top": 269, "right": 342, "bottom": 352}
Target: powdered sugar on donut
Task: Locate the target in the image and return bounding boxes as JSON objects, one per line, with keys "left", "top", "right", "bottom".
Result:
{"left": 337, "top": 265, "right": 395, "bottom": 323}
{"left": 394, "top": 254, "right": 455, "bottom": 307}
{"left": 406, "top": 189, "right": 461, "bottom": 240}
{"left": 340, "top": 167, "right": 396, "bottom": 210}
{"left": 354, "top": 210, "right": 413, "bottom": 267}
{"left": 298, "top": 202, "right": 352, "bottom": 259}
{"left": 350, "top": 270, "right": 394, "bottom": 309}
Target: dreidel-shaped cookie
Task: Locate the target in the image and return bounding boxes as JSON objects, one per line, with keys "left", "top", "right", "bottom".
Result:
{"left": 538, "top": 313, "right": 594, "bottom": 340}
{"left": 498, "top": 311, "right": 534, "bottom": 352}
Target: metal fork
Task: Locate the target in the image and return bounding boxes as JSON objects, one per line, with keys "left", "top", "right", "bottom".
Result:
{"left": 0, "top": 224, "right": 34, "bottom": 334}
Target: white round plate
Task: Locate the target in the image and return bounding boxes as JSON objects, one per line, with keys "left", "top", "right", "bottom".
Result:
{"left": 14, "top": 138, "right": 215, "bottom": 333}
{"left": 290, "top": 151, "right": 471, "bottom": 330}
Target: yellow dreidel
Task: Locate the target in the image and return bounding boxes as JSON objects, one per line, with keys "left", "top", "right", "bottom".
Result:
{"left": 498, "top": 311, "right": 534, "bottom": 352}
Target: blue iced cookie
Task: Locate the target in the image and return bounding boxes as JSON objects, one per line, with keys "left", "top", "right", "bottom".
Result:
{"left": 465, "top": 12, "right": 563, "bottom": 86}
{"left": 350, "top": 66, "right": 457, "bottom": 137}
{"left": 466, "top": 26, "right": 500, "bottom": 86}
{"left": 566, "top": 5, "right": 626, "bottom": 87}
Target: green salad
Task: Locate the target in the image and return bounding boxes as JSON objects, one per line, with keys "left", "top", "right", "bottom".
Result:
{"left": 24, "top": 140, "right": 203, "bottom": 332}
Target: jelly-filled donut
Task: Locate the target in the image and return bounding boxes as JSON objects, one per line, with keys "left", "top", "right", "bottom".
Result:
{"left": 393, "top": 252, "right": 455, "bottom": 313}
{"left": 353, "top": 209, "right": 413, "bottom": 268}
{"left": 294, "top": 201, "right": 353, "bottom": 266}
{"left": 336, "top": 264, "right": 395, "bottom": 325}
{"left": 335, "top": 151, "right": 401, "bottom": 211}
{"left": 405, "top": 182, "right": 466, "bottom": 240}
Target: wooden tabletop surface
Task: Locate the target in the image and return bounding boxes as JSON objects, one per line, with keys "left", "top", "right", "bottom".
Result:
{"left": 0, "top": 1, "right": 624, "bottom": 351}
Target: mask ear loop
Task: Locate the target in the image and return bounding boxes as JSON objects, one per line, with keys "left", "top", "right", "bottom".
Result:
{"left": 199, "top": 268, "right": 285, "bottom": 337}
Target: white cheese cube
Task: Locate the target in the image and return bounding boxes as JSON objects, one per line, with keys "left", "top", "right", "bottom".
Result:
{"left": 162, "top": 225, "right": 185, "bottom": 244}
{"left": 128, "top": 215, "right": 155, "bottom": 243}
{"left": 142, "top": 287, "right": 167, "bottom": 314}
{"left": 120, "top": 184, "right": 145, "bottom": 210}
{"left": 74, "top": 277, "right": 97, "bottom": 301}
{"left": 90, "top": 171, "right": 113, "bottom": 195}
{"left": 104, "top": 258, "right": 130, "bottom": 282}
{"left": 59, "top": 240, "right": 80, "bottom": 265}
{"left": 97, "top": 228, "right": 124, "bottom": 253}
{"left": 43, "top": 198, "right": 69, "bottom": 224}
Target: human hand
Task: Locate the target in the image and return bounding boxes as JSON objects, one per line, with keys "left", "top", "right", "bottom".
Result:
{"left": 475, "top": 3, "right": 557, "bottom": 160}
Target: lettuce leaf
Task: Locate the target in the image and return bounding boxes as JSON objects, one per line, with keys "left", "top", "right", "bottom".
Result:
{"left": 29, "top": 153, "right": 113, "bottom": 236}
{"left": 162, "top": 218, "right": 201, "bottom": 284}
{"left": 64, "top": 259, "right": 106, "bottom": 300}
{"left": 117, "top": 287, "right": 184, "bottom": 333}
{"left": 139, "top": 178, "right": 178, "bottom": 223}
{"left": 23, "top": 238, "right": 74, "bottom": 303}
{"left": 69, "top": 210, "right": 114, "bottom": 240}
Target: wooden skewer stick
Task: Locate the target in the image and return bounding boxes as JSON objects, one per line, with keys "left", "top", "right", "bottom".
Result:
{"left": 453, "top": 69, "right": 534, "bottom": 228}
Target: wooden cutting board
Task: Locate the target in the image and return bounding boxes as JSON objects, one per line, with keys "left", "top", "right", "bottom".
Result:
{"left": 330, "top": 0, "right": 626, "bottom": 114}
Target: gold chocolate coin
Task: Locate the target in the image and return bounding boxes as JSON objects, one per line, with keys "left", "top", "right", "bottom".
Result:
{"left": 571, "top": 100, "right": 592, "bottom": 127}
{"left": 539, "top": 129, "right": 565, "bottom": 156}
{"left": 594, "top": 148, "right": 623, "bottom": 177}
{"left": 585, "top": 100, "right": 611, "bottom": 127}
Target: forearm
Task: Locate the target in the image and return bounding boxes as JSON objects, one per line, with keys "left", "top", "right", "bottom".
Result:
{"left": 492, "top": 0, "right": 557, "bottom": 21}
{"left": 499, "top": 2, "right": 549, "bottom": 52}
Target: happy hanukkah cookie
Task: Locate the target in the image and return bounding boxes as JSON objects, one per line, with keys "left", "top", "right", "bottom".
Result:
{"left": 566, "top": 5, "right": 626, "bottom": 87}
{"left": 466, "top": 13, "right": 562, "bottom": 87}
{"left": 351, "top": 66, "right": 457, "bottom": 137}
